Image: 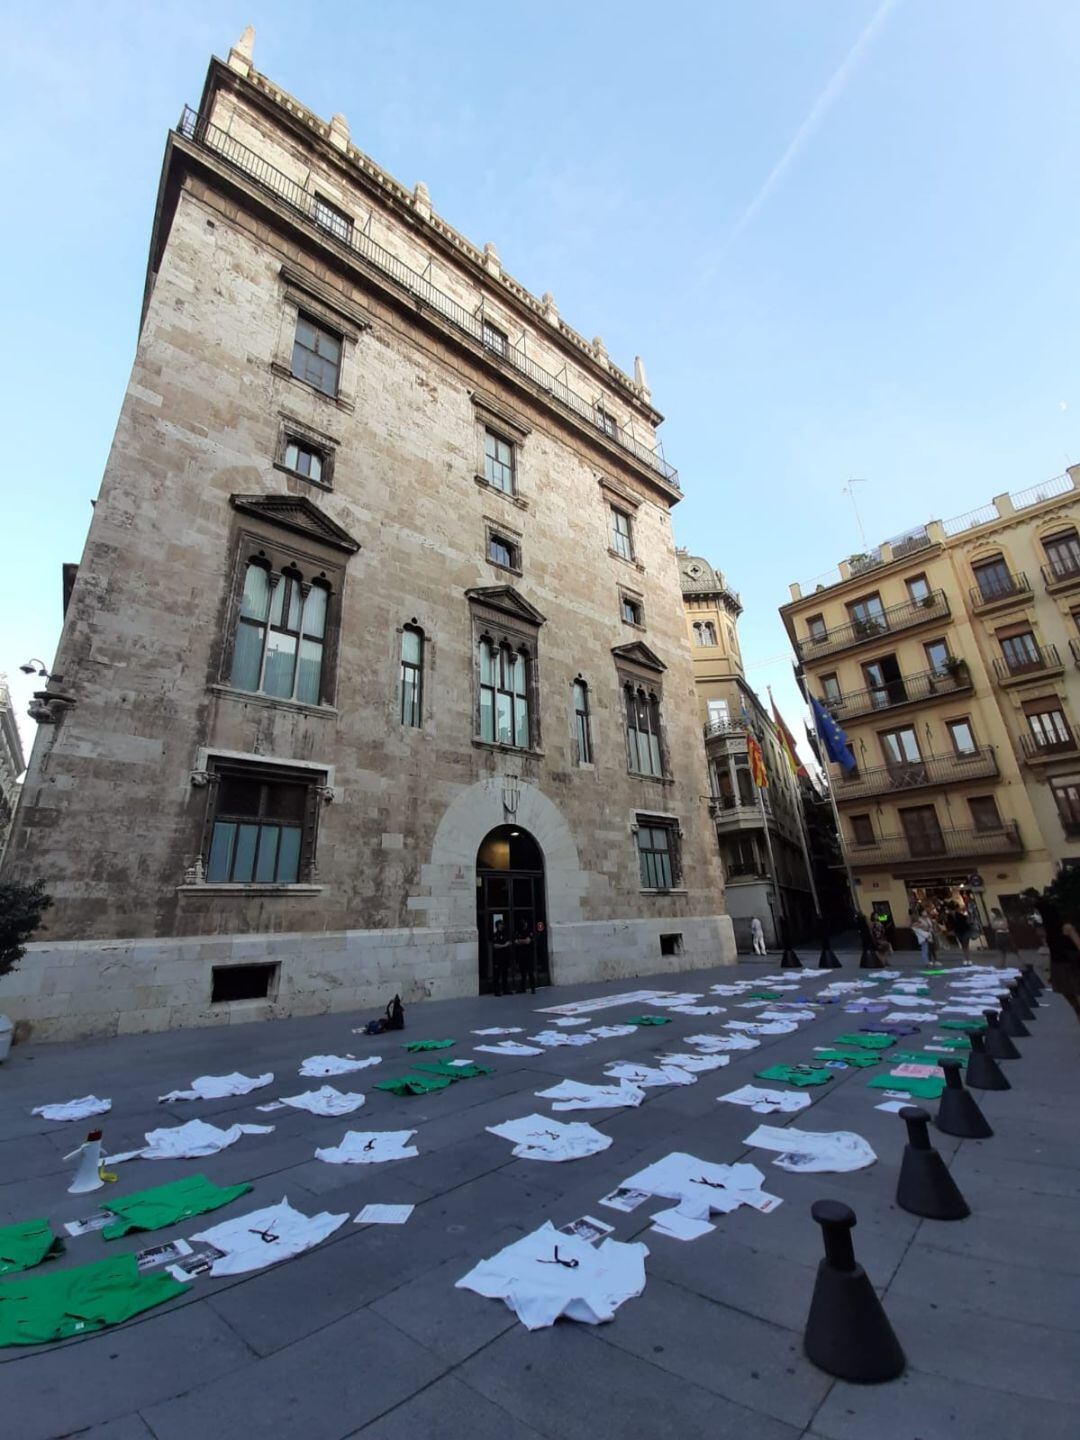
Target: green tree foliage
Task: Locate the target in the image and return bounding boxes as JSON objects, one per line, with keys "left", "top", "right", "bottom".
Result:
{"left": 0, "top": 879, "right": 53, "bottom": 979}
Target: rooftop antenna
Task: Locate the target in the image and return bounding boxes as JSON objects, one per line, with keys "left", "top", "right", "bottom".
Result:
{"left": 842, "top": 477, "right": 869, "bottom": 550}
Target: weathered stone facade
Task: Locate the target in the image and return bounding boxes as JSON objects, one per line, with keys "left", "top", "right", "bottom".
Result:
{"left": 1, "top": 36, "right": 733, "bottom": 1041}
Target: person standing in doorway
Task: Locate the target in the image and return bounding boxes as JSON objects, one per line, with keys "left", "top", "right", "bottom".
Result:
{"left": 750, "top": 916, "right": 767, "bottom": 956}
{"left": 514, "top": 913, "right": 536, "bottom": 995}
{"left": 491, "top": 919, "right": 512, "bottom": 997}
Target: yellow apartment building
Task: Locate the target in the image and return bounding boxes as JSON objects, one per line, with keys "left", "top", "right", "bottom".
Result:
{"left": 680, "top": 552, "right": 816, "bottom": 947}
{"left": 780, "top": 468, "right": 1080, "bottom": 942}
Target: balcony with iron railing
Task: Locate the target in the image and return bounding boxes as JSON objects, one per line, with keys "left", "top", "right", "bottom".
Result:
{"left": 703, "top": 719, "right": 748, "bottom": 743}
{"left": 796, "top": 590, "right": 950, "bottom": 661}
{"left": 1020, "top": 728, "right": 1080, "bottom": 763}
{"left": 709, "top": 795, "right": 764, "bottom": 829}
{"left": 847, "top": 822, "right": 1024, "bottom": 868}
{"left": 825, "top": 662, "right": 971, "bottom": 723}
{"left": 1042, "top": 551, "right": 1080, "bottom": 593}
{"left": 968, "top": 570, "right": 1032, "bottom": 613}
{"left": 992, "top": 644, "right": 1064, "bottom": 686}
{"left": 835, "top": 746, "right": 999, "bottom": 801}
{"left": 175, "top": 108, "right": 679, "bottom": 490}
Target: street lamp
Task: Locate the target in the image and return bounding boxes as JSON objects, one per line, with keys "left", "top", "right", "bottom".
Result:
{"left": 19, "top": 659, "right": 51, "bottom": 679}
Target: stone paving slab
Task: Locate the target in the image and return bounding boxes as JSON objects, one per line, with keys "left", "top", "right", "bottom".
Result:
{"left": 0, "top": 950, "right": 1076, "bottom": 1439}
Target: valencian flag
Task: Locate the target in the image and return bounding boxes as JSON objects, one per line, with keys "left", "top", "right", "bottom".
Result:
{"left": 811, "top": 695, "right": 856, "bottom": 774}
{"left": 769, "top": 691, "right": 808, "bottom": 777}
{"left": 746, "top": 731, "right": 768, "bottom": 788}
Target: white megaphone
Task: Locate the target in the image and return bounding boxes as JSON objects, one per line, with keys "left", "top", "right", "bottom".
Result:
{"left": 65, "top": 1128, "right": 105, "bottom": 1195}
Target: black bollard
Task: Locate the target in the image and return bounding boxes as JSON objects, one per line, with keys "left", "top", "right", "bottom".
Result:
{"left": 804, "top": 1200, "right": 906, "bottom": 1383}
{"left": 818, "top": 935, "right": 842, "bottom": 969}
{"left": 984, "top": 1008, "right": 1020, "bottom": 1060}
{"left": 896, "top": 1107, "right": 971, "bottom": 1220}
{"left": 965, "top": 1030, "right": 1010, "bottom": 1091}
{"left": 998, "top": 995, "right": 1029, "bottom": 1039}
{"left": 936, "top": 1058, "right": 993, "bottom": 1139}
{"left": 1022, "top": 962, "right": 1045, "bottom": 997}
{"left": 780, "top": 918, "right": 803, "bottom": 970}
{"left": 1007, "top": 982, "right": 1035, "bottom": 1023}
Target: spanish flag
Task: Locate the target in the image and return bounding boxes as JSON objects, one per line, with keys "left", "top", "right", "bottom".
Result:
{"left": 747, "top": 731, "right": 768, "bottom": 788}
{"left": 769, "top": 690, "right": 807, "bottom": 777}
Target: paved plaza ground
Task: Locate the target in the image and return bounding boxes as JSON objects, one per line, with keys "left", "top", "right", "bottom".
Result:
{"left": 1, "top": 949, "right": 1077, "bottom": 1440}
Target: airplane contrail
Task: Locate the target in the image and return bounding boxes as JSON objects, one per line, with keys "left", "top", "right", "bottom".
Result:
{"left": 707, "top": 0, "right": 902, "bottom": 269}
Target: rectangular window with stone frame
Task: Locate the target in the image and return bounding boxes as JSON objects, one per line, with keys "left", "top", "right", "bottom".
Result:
{"left": 291, "top": 313, "right": 342, "bottom": 398}
{"left": 276, "top": 419, "right": 335, "bottom": 490}
{"left": 201, "top": 758, "right": 326, "bottom": 886}
{"left": 219, "top": 495, "right": 360, "bottom": 710}
{"left": 636, "top": 815, "right": 681, "bottom": 891}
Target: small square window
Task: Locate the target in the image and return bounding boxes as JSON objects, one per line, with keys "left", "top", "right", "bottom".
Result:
{"left": 292, "top": 314, "right": 342, "bottom": 398}
{"left": 487, "top": 532, "right": 519, "bottom": 571}
{"left": 283, "top": 437, "right": 326, "bottom": 486}
{"left": 659, "top": 932, "right": 683, "bottom": 956}
{"left": 821, "top": 673, "right": 841, "bottom": 703}
{"left": 947, "top": 718, "right": 977, "bottom": 755}
{"left": 312, "top": 194, "right": 353, "bottom": 244}
{"left": 482, "top": 321, "right": 508, "bottom": 357}
{"left": 850, "top": 813, "right": 875, "bottom": 845}
{"left": 621, "top": 596, "right": 643, "bottom": 627}
{"left": 483, "top": 428, "right": 515, "bottom": 494}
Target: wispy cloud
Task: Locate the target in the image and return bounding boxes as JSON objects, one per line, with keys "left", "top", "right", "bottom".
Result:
{"left": 705, "top": 0, "right": 902, "bottom": 273}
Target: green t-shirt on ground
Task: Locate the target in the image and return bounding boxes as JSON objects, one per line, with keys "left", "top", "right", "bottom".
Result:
{"left": 813, "top": 1049, "right": 880, "bottom": 1067}
{"left": 833, "top": 1032, "right": 896, "bottom": 1050}
{"left": 866, "top": 1073, "right": 945, "bottom": 1099}
{"left": 0, "top": 1254, "right": 185, "bottom": 1347}
{"left": 941, "top": 1020, "right": 986, "bottom": 1033}
{"left": 376, "top": 1073, "right": 453, "bottom": 1096}
{"left": 625, "top": 1016, "right": 672, "bottom": 1026}
{"left": 755, "top": 1064, "right": 833, "bottom": 1088}
{"left": 413, "top": 1059, "right": 492, "bottom": 1080}
{"left": 402, "top": 1038, "right": 455, "bottom": 1052}
{"left": 102, "top": 1176, "right": 252, "bottom": 1241}
{"left": 0, "top": 1221, "right": 63, "bottom": 1276}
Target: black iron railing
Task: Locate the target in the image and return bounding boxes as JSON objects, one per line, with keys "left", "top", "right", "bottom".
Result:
{"left": 848, "top": 822, "right": 1023, "bottom": 865}
{"left": 177, "top": 108, "right": 679, "bottom": 489}
{"left": 704, "top": 720, "right": 748, "bottom": 741}
{"left": 992, "top": 644, "right": 1062, "bottom": 683}
{"left": 968, "top": 571, "right": 1031, "bottom": 609}
{"left": 836, "top": 747, "right": 998, "bottom": 800}
{"left": 1020, "top": 729, "right": 1078, "bottom": 761}
{"left": 797, "top": 590, "right": 950, "bottom": 660}
{"left": 1042, "top": 553, "right": 1080, "bottom": 588}
{"left": 826, "top": 662, "right": 970, "bottom": 722}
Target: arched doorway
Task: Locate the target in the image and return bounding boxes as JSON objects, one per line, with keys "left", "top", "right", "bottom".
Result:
{"left": 476, "top": 824, "right": 550, "bottom": 994}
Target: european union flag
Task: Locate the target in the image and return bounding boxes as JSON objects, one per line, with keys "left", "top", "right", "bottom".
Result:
{"left": 811, "top": 696, "right": 856, "bottom": 773}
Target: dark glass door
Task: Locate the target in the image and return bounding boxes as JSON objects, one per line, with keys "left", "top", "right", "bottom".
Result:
{"left": 476, "top": 869, "right": 550, "bottom": 994}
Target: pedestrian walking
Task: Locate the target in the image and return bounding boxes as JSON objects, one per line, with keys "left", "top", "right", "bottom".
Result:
{"left": 750, "top": 916, "right": 767, "bottom": 956}
{"left": 514, "top": 914, "right": 537, "bottom": 995}
{"left": 945, "top": 903, "right": 973, "bottom": 964}
{"left": 989, "top": 907, "right": 1017, "bottom": 968}
{"left": 1042, "top": 898, "right": 1080, "bottom": 1025}
{"left": 912, "top": 911, "right": 934, "bottom": 965}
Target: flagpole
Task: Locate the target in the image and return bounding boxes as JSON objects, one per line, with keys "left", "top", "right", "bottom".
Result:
{"left": 817, "top": 746, "right": 859, "bottom": 922}
{"left": 767, "top": 686, "right": 821, "bottom": 921}
{"left": 755, "top": 779, "right": 787, "bottom": 943}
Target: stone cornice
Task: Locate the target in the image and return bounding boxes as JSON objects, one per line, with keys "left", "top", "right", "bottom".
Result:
{"left": 202, "top": 57, "right": 664, "bottom": 429}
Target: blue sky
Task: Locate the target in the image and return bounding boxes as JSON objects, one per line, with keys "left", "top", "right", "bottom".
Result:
{"left": 3, "top": 0, "right": 1080, "bottom": 763}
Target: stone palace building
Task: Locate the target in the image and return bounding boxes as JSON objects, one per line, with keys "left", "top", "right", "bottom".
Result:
{"left": 1, "top": 31, "right": 732, "bottom": 1040}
